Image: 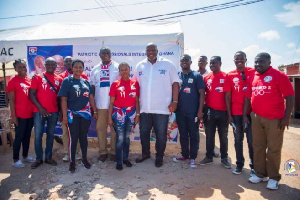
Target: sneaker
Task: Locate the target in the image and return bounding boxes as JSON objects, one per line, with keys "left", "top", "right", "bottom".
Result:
{"left": 266, "top": 179, "right": 279, "bottom": 190}
{"left": 116, "top": 164, "right": 123, "bottom": 171}
{"left": 12, "top": 160, "right": 25, "bottom": 168}
{"left": 221, "top": 158, "right": 231, "bottom": 169}
{"left": 63, "top": 154, "right": 69, "bottom": 162}
{"left": 199, "top": 157, "right": 213, "bottom": 165}
{"left": 123, "top": 160, "right": 133, "bottom": 167}
{"left": 172, "top": 155, "right": 188, "bottom": 163}
{"left": 135, "top": 155, "right": 151, "bottom": 163}
{"left": 189, "top": 159, "right": 197, "bottom": 168}
{"left": 45, "top": 159, "right": 57, "bottom": 166}
{"left": 81, "top": 159, "right": 91, "bottom": 169}
{"left": 23, "top": 156, "right": 36, "bottom": 163}
{"left": 250, "top": 169, "right": 255, "bottom": 177}
{"left": 69, "top": 162, "right": 76, "bottom": 173}
{"left": 248, "top": 174, "right": 269, "bottom": 183}
{"left": 232, "top": 167, "right": 243, "bottom": 175}
{"left": 155, "top": 158, "right": 163, "bottom": 168}
{"left": 31, "top": 160, "right": 43, "bottom": 169}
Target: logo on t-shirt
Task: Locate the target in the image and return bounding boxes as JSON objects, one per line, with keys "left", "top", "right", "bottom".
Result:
{"left": 206, "top": 79, "right": 212, "bottom": 90}
{"left": 158, "top": 69, "right": 166, "bottom": 75}
{"left": 20, "top": 83, "right": 29, "bottom": 95}
{"left": 42, "top": 78, "right": 47, "bottom": 90}
{"left": 131, "top": 85, "right": 136, "bottom": 90}
{"left": 188, "top": 78, "right": 193, "bottom": 83}
{"left": 83, "top": 91, "right": 89, "bottom": 97}
{"left": 118, "top": 86, "right": 125, "bottom": 97}
{"left": 129, "top": 92, "right": 136, "bottom": 97}
{"left": 55, "top": 80, "right": 59, "bottom": 86}
{"left": 264, "top": 76, "right": 272, "bottom": 83}
{"left": 183, "top": 87, "right": 191, "bottom": 93}
{"left": 233, "top": 77, "right": 240, "bottom": 92}
{"left": 73, "top": 85, "right": 81, "bottom": 97}
{"left": 220, "top": 79, "right": 224, "bottom": 83}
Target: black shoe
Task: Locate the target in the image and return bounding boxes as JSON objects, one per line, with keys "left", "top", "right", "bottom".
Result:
{"left": 155, "top": 158, "right": 163, "bottom": 168}
{"left": 81, "top": 158, "right": 91, "bottom": 169}
{"left": 135, "top": 155, "right": 150, "bottom": 163}
{"left": 31, "top": 160, "right": 43, "bottom": 169}
{"left": 221, "top": 158, "right": 231, "bottom": 169}
{"left": 199, "top": 157, "right": 213, "bottom": 165}
{"left": 45, "top": 159, "right": 57, "bottom": 166}
{"left": 123, "top": 160, "right": 133, "bottom": 167}
{"left": 69, "top": 162, "right": 76, "bottom": 173}
{"left": 232, "top": 167, "right": 243, "bottom": 175}
{"left": 116, "top": 164, "right": 123, "bottom": 171}
{"left": 98, "top": 154, "right": 108, "bottom": 162}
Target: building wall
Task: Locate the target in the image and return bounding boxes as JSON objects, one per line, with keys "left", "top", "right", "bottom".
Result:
{"left": 286, "top": 65, "right": 299, "bottom": 75}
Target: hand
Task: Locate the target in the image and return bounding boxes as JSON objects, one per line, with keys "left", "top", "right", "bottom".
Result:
{"left": 168, "top": 102, "right": 178, "bottom": 113}
{"left": 58, "top": 112, "right": 63, "bottom": 122}
{"left": 11, "top": 116, "right": 18, "bottom": 126}
{"left": 197, "top": 112, "right": 203, "bottom": 121}
{"left": 108, "top": 117, "right": 113, "bottom": 126}
{"left": 228, "top": 116, "right": 234, "bottom": 125}
{"left": 93, "top": 113, "right": 98, "bottom": 120}
{"left": 62, "top": 116, "right": 68, "bottom": 125}
{"left": 135, "top": 115, "right": 140, "bottom": 125}
{"left": 243, "top": 116, "right": 250, "bottom": 130}
{"left": 278, "top": 116, "right": 289, "bottom": 132}
{"left": 39, "top": 107, "right": 50, "bottom": 118}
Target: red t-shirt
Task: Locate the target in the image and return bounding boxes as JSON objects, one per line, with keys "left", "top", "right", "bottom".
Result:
{"left": 30, "top": 72, "right": 62, "bottom": 113}
{"left": 204, "top": 71, "right": 227, "bottom": 111}
{"left": 246, "top": 67, "right": 294, "bottom": 119}
{"left": 109, "top": 79, "right": 140, "bottom": 108}
{"left": 224, "top": 67, "right": 255, "bottom": 115}
{"left": 6, "top": 75, "right": 34, "bottom": 118}
{"left": 59, "top": 71, "right": 88, "bottom": 80}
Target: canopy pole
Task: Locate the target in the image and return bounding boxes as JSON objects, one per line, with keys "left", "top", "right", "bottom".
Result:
{"left": 2, "top": 63, "right": 8, "bottom": 107}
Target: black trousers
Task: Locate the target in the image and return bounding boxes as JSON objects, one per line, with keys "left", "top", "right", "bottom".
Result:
{"left": 67, "top": 116, "right": 91, "bottom": 163}
{"left": 176, "top": 112, "right": 199, "bottom": 159}
{"left": 203, "top": 107, "right": 228, "bottom": 159}
{"left": 13, "top": 117, "right": 34, "bottom": 160}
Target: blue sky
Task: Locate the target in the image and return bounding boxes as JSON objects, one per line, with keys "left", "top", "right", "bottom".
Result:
{"left": 0, "top": 0, "right": 299, "bottom": 72}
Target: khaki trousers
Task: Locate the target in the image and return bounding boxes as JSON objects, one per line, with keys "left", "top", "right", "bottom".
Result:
{"left": 96, "top": 109, "right": 116, "bottom": 155}
{"left": 62, "top": 123, "right": 80, "bottom": 155}
{"left": 251, "top": 112, "right": 284, "bottom": 181}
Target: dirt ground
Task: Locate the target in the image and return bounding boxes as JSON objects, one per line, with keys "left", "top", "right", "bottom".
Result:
{"left": 0, "top": 124, "right": 299, "bottom": 200}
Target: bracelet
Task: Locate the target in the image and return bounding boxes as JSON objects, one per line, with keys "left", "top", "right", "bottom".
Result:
{"left": 173, "top": 101, "right": 178, "bottom": 103}
{"left": 94, "top": 112, "right": 97, "bottom": 114}
{"left": 136, "top": 114, "right": 140, "bottom": 116}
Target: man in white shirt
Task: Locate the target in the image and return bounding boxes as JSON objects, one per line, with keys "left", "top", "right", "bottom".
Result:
{"left": 198, "top": 55, "right": 209, "bottom": 76}
{"left": 90, "top": 47, "right": 119, "bottom": 162}
{"left": 134, "top": 43, "right": 180, "bottom": 167}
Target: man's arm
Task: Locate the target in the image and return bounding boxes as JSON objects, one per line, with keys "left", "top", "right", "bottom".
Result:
{"left": 278, "top": 95, "right": 294, "bottom": 131}
{"left": 168, "top": 82, "right": 179, "bottom": 112}
{"left": 29, "top": 88, "right": 49, "bottom": 117}
{"left": 197, "top": 89, "right": 205, "bottom": 120}
{"left": 225, "top": 92, "right": 233, "bottom": 125}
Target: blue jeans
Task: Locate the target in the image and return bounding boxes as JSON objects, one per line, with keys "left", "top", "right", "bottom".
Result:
{"left": 34, "top": 112, "right": 58, "bottom": 161}
{"left": 140, "top": 113, "right": 169, "bottom": 159}
{"left": 113, "top": 117, "right": 133, "bottom": 165}
{"left": 203, "top": 107, "right": 228, "bottom": 159}
{"left": 176, "top": 112, "right": 199, "bottom": 159}
{"left": 232, "top": 115, "right": 254, "bottom": 169}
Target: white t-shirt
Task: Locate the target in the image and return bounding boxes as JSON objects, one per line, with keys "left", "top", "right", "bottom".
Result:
{"left": 135, "top": 57, "right": 180, "bottom": 115}
{"left": 90, "top": 60, "right": 120, "bottom": 109}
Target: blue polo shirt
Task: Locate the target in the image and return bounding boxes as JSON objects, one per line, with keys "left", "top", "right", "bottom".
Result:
{"left": 177, "top": 71, "right": 205, "bottom": 114}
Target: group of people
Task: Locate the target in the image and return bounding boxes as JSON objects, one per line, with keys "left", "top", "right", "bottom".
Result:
{"left": 6, "top": 43, "right": 294, "bottom": 190}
